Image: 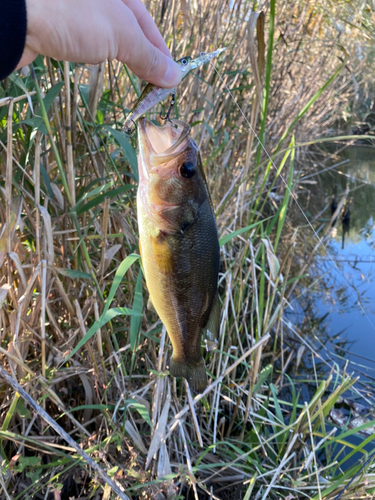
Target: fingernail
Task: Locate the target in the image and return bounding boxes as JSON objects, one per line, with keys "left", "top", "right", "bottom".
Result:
{"left": 163, "top": 59, "right": 182, "bottom": 86}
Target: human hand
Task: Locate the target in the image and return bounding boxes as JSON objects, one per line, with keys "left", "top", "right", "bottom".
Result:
{"left": 18, "top": 0, "right": 182, "bottom": 88}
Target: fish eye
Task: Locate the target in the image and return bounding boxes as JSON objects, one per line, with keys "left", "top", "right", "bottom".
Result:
{"left": 180, "top": 162, "right": 196, "bottom": 179}
{"left": 181, "top": 58, "right": 188, "bottom": 66}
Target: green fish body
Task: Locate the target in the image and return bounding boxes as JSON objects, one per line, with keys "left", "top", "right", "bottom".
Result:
{"left": 137, "top": 118, "right": 220, "bottom": 391}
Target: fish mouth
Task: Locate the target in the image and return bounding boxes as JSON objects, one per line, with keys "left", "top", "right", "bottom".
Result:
{"left": 138, "top": 118, "right": 191, "bottom": 173}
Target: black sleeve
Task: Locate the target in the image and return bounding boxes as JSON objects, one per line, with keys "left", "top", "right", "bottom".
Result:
{"left": 0, "top": 0, "right": 27, "bottom": 81}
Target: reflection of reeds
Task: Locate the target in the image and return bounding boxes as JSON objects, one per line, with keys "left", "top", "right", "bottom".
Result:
{"left": 0, "top": 1, "right": 375, "bottom": 498}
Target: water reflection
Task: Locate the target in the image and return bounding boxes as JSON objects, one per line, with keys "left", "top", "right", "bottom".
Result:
{"left": 284, "top": 145, "right": 375, "bottom": 468}
{"left": 297, "top": 145, "right": 375, "bottom": 386}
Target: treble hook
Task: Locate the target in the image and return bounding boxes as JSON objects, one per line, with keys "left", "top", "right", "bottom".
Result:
{"left": 160, "top": 92, "right": 176, "bottom": 122}
{"left": 123, "top": 118, "right": 137, "bottom": 136}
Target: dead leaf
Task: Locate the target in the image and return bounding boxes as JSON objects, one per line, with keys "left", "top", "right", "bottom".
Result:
{"left": 38, "top": 204, "right": 55, "bottom": 266}
{"left": 262, "top": 238, "right": 282, "bottom": 281}
{"left": 248, "top": 11, "right": 265, "bottom": 108}
{"left": 0, "top": 284, "right": 11, "bottom": 308}
{"left": 146, "top": 390, "right": 171, "bottom": 469}
{"left": 78, "top": 372, "right": 94, "bottom": 423}
{"left": 124, "top": 420, "right": 147, "bottom": 454}
{"left": 9, "top": 252, "right": 27, "bottom": 289}
{"left": 51, "top": 183, "right": 65, "bottom": 210}
{"left": 0, "top": 196, "right": 22, "bottom": 266}
{"left": 103, "top": 244, "right": 122, "bottom": 272}
{"left": 296, "top": 345, "right": 306, "bottom": 371}
{"left": 157, "top": 442, "right": 172, "bottom": 479}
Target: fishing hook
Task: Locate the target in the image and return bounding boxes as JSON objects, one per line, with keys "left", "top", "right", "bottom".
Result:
{"left": 123, "top": 118, "right": 137, "bottom": 136}
{"left": 160, "top": 92, "right": 176, "bottom": 122}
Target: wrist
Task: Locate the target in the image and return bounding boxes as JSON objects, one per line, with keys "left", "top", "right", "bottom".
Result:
{"left": 0, "top": 0, "right": 27, "bottom": 79}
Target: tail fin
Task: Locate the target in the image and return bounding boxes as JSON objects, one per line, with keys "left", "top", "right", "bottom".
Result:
{"left": 169, "top": 357, "right": 207, "bottom": 392}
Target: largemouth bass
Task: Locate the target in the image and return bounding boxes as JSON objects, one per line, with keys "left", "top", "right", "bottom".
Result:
{"left": 124, "top": 48, "right": 226, "bottom": 134}
{"left": 137, "top": 118, "right": 220, "bottom": 391}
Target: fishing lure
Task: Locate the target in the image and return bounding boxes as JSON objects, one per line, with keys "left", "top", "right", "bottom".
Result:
{"left": 123, "top": 48, "right": 226, "bottom": 134}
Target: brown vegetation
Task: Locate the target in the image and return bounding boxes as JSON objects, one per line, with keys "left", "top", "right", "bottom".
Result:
{"left": 0, "top": 0, "right": 374, "bottom": 498}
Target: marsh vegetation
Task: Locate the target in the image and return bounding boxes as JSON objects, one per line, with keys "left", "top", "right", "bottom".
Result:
{"left": 1, "top": 0, "right": 375, "bottom": 498}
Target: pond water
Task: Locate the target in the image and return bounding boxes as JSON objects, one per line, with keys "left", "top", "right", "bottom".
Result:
{"left": 307, "top": 146, "right": 375, "bottom": 390}
{"left": 291, "top": 144, "right": 375, "bottom": 468}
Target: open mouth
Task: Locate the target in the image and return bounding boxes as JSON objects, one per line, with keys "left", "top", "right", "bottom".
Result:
{"left": 138, "top": 118, "right": 191, "bottom": 165}
{"left": 138, "top": 118, "right": 182, "bottom": 154}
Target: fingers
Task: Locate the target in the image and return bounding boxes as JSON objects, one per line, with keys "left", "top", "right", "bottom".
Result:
{"left": 121, "top": 0, "right": 171, "bottom": 58}
{"left": 115, "top": 4, "right": 181, "bottom": 87}
{"left": 18, "top": 0, "right": 181, "bottom": 87}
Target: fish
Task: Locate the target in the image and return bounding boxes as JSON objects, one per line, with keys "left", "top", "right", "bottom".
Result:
{"left": 124, "top": 48, "right": 226, "bottom": 134}
{"left": 137, "top": 117, "right": 220, "bottom": 391}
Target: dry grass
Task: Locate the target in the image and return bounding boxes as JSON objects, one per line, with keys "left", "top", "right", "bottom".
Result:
{"left": 1, "top": 0, "right": 375, "bottom": 498}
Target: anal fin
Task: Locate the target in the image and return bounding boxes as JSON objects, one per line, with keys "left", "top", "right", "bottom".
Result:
{"left": 147, "top": 296, "right": 156, "bottom": 313}
{"left": 203, "top": 295, "right": 220, "bottom": 352}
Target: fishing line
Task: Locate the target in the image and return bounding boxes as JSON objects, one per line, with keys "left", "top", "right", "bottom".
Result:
{"left": 209, "top": 62, "right": 375, "bottom": 333}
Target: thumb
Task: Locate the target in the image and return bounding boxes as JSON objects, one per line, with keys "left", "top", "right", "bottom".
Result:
{"left": 17, "top": 47, "right": 38, "bottom": 70}
{"left": 116, "top": 8, "right": 181, "bottom": 87}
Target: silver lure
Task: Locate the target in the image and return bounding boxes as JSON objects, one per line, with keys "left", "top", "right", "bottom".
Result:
{"left": 123, "top": 47, "right": 226, "bottom": 133}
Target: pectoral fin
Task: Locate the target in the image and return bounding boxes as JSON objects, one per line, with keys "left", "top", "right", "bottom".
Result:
{"left": 147, "top": 296, "right": 156, "bottom": 313}
{"left": 150, "top": 232, "right": 175, "bottom": 274}
{"left": 203, "top": 295, "right": 220, "bottom": 352}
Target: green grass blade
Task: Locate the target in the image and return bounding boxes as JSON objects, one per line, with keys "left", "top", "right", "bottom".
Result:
{"left": 130, "top": 268, "right": 143, "bottom": 352}
{"left": 253, "top": 364, "right": 273, "bottom": 394}
{"left": 219, "top": 216, "right": 272, "bottom": 247}
{"left": 274, "top": 135, "right": 295, "bottom": 252}
{"left": 125, "top": 399, "right": 151, "bottom": 426}
{"left": 104, "top": 125, "right": 138, "bottom": 182}
{"left": 64, "top": 307, "right": 141, "bottom": 362}
{"left": 54, "top": 268, "right": 92, "bottom": 280}
{"left": 243, "top": 473, "right": 258, "bottom": 500}
{"left": 64, "top": 254, "right": 140, "bottom": 362}
{"left": 103, "top": 254, "right": 140, "bottom": 316}
{"left": 75, "top": 185, "right": 134, "bottom": 215}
